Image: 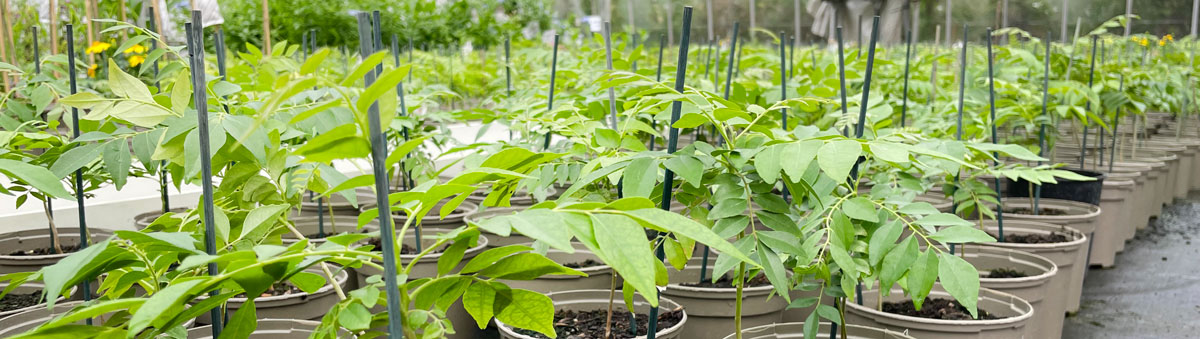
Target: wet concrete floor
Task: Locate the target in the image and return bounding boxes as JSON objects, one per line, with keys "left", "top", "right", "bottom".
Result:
{"left": 1063, "top": 193, "right": 1200, "bottom": 338}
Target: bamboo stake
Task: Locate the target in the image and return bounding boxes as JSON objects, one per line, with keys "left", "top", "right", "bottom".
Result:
{"left": 261, "top": 0, "right": 271, "bottom": 54}
{"left": 836, "top": 26, "right": 848, "bottom": 136}
{"left": 84, "top": 0, "right": 95, "bottom": 67}
{"left": 119, "top": 0, "right": 128, "bottom": 39}
{"left": 50, "top": 0, "right": 58, "bottom": 56}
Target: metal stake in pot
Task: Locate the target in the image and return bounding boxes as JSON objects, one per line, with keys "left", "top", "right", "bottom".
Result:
{"left": 779, "top": 30, "right": 791, "bottom": 203}
{"left": 1109, "top": 75, "right": 1124, "bottom": 173}
{"left": 354, "top": 12, "right": 404, "bottom": 338}
{"left": 951, "top": 24, "right": 969, "bottom": 255}
{"left": 184, "top": 14, "right": 222, "bottom": 336}
{"left": 632, "top": 32, "right": 640, "bottom": 72}
{"left": 504, "top": 36, "right": 511, "bottom": 97}
{"left": 652, "top": 6, "right": 693, "bottom": 339}
{"left": 848, "top": 15, "right": 882, "bottom": 307}
{"left": 835, "top": 26, "right": 848, "bottom": 136}
{"left": 604, "top": 22, "right": 619, "bottom": 130}
{"left": 541, "top": 34, "right": 561, "bottom": 151}
{"left": 391, "top": 35, "right": 415, "bottom": 193}
{"left": 649, "top": 33, "right": 666, "bottom": 150}
{"left": 986, "top": 28, "right": 1005, "bottom": 242}
{"left": 64, "top": 23, "right": 94, "bottom": 312}
{"left": 900, "top": 29, "right": 913, "bottom": 128}
{"left": 1036, "top": 33, "right": 1052, "bottom": 215}
{"left": 1080, "top": 35, "right": 1098, "bottom": 169}
{"left": 789, "top": 35, "right": 796, "bottom": 78}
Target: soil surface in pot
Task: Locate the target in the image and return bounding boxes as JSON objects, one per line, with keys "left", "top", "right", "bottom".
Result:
{"left": 1004, "top": 207, "right": 1068, "bottom": 216}
{"left": 989, "top": 232, "right": 1071, "bottom": 244}
{"left": 363, "top": 238, "right": 447, "bottom": 254}
{"left": 235, "top": 283, "right": 305, "bottom": 298}
{"left": 563, "top": 259, "right": 603, "bottom": 269}
{"left": 513, "top": 308, "right": 684, "bottom": 339}
{"left": 0, "top": 290, "right": 43, "bottom": 312}
{"left": 882, "top": 298, "right": 1002, "bottom": 320}
{"left": 985, "top": 267, "right": 1029, "bottom": 278}
{"left": 678, "top": 273, "right": 770, "bottom": 288}
{"left": 7, "top": 244, "right": 80, "bottom": 256}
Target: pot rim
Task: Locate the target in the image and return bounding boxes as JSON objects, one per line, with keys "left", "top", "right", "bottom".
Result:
{"left": 363, "top": 229, "right": 491, "bottom": 262}
{"left": 726, "top": 322, "right": 917, "bottom": 339}
{"left": 0, "top": 228, "right": 116, "bottom": 261}
{"left": 194, "top": 267, "right": 348, "bottom": 304}
{"left": 845, "top": 286, "right": 1034, "bottom": 327}
{"left": 494, "top": 289, "right": 687, "bottom": 339}
{"left": 974, "top": 220, "right": 1088, "bottom": 249}
{"left": 966, "top": 246, "right": 1059, "bottom": 285}
{"left": 997, "top": 197, "right": 1101, "bottom": 221}
{"left": 665, "top": 265, "right": 779, "bottom": 295}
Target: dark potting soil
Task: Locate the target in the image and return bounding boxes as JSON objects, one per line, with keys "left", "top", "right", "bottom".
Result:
{"left": 882, "top": 298, "right": 1002, "bottom": 320}
{"left": 363, "top": 238, "right": 445, "bottom": 255}
{"left": 236, "top": 283, "right": 306, "bottom": 298}
{"left": 7, "top": 244, "right": 79, "bottom": 256}
{"left": 991, "top": 232, "right": 1071, "bottom": 244}
{"left": 678, "top": 273, "right": 770, "bottom": 288}
{"left": 985, "top": 267, "right": 1029, "bottom": 278}
{"left": 563, "top": 259, "right": 603, "bottom": 269}
{"left": 1004, "top": 207, "right": 1069, "bottom": 216}
{"left": 304, "top": 233, "right": 329, "bottom": 239}
{"left": 512, "top": 308, "right": 685, "bottom": 339}
{"left": 0, "top": 290, "right": 43, "bottom": 312}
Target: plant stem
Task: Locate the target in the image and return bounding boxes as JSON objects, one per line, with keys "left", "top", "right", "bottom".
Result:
{"left": 42, "top": 199, "right": 63, "bottom": 254}
{"left": 839, "top": 297, "right": 848, "bottom": 339}
{"left": 734, "top": 260, "right": 745, "bottom": 339}
{"left": 605, "top": 273, "right": 617, "bottom": 339}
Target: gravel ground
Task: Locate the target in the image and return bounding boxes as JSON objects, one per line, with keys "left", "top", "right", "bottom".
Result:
{"left": 1063, "top": 193, "right": 1200, "bottom": 338}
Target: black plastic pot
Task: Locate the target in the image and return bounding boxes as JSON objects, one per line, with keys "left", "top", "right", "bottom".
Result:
{"left": 1005, "top": 168, "right": 1106, "bottom": 206}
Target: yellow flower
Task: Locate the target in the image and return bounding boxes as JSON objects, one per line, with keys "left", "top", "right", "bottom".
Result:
{"left": 1138, "top": 37, "right": 1149, "bottom": 47}
{"left": 123, "top": 44, "right": 147, "bottom": 54}
{"left": 1165, "top": 34, "right": 1175, "bottom": 42}
{"left": 85, "top": 41, "right": 111, "bottom": 54}
{"left": 128, "top": 55, "right": 145, "bottom": 67}
{"left": 1159, "top": 39, "right": 1167, "bottom": 46}
{"left": 87, "top": 64, "right": 98, "bottom": 77}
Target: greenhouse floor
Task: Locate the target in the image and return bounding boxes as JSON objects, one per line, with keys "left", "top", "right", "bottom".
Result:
{"left": 1063, "top": 192, "right": 1200, "bottom": 338}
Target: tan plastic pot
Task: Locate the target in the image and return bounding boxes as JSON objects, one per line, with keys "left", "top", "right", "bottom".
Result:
{"left": 956, "top": 245, "right": 1058, "bottom": 338}
{"left": 496, "top": 289, "right": 688, "bottom": 339}
{"left": 463, "top": 206, "right": 531, "bottom": 248}
{"left": 499, "top": 248, "right": 613, "bottom": 294}
{"left": 725, "top": 322, "right": 916, "bottom": 339}
{"left": 975, "top": 220, "right": 1086, "bottom": 329}
{"left": 0, "top": 228, "right": 115, "bottom": 275}
{"left": 189, "top": 319, "right": 345, "bottom": 338}
{"left": 995, "top": 198, "right": 1098, "bottom": 313}
{"left": 464, "top": 186, "right": 557, "bottom": 207}
{"left": 1090, "top": 178, "right": 1135, "bottom": 268}
{"left": 354, "top": 230, "right": 488, "bottom": 339}
{"left": 0, "top": 280, "right": 68, "bottom": 320}
{"left": 1104, "top": 163, "right": 1154, "bottom": 244}
{"left": 196, "top": 267, "right": 349, "bottom": 324}
{"left": 662, "top": 266, "right": 786, "bottom": 339}
{"left": 361, "top": 200, "right": 478, "bottom": 228}
{"left": 844, "top": 285, "right": 1034, "bottom": 339}
{"left": 0, "top": 300, "right": 194, "bottom": 336}
{"left": 283, "top": 215, "right": 379, "bottom": 245}
{"left": 133, "top": 207, "right": 188, "bottom": 230}
{"left": 1135, "top": 145, "right": 1190, "bottom": 200}
{"left": 1112, "top": 159, "right": 1167, "bottom": 223}
{"left": 294, "top": 190, "right": 374, "bottom": 217}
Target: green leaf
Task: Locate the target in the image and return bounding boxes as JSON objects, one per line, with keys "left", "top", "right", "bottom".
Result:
{"left": 504, "top": 209, "right": 574, "bottom": 252}
{"left": 219, "top": 300, "right": 257, "bottom": 339}
{"left": 478, "top": 253, "right": 586, "bottom": 280}
{"left": 339, "top": 51, "right": 388, "bottom": 87}
{"left": 907, "top": 250, "right": 939, "bottom": 310}
{"left": 108, "top": 58, "right": 154, "bottom": 102}
{"left": 671, "top": 113, "right": 709, "bottom": 128}
{"left": 239, "top": 204, "right": 290, "bottom": 240}
{"left": 914, "top": 213, "right": 973, "bottom": 230}
{"left": 867, "top": 220, "right": 903, "bottom": 266}
{"left": 756, "top": 243, "right": 791, "bottom": 301}
{"left": 338, "top": 303, "right": 372, "bottom": 331}
{"left": 663, "top": 154, "right": 703, "bottom": 188}
{"left": 463, "top": 280, "right": 501, "bottom": 329}
{"left": 780, "top": 140, "right": 821, "bottom": 180}
{"left": 938, "top": 252, "right": 981, "bottom": 318}
{"left": 301, "top": 48, "right": 331, "bottom": 75}
{"left": 708, "top": 198, "right": 748, "bottom": 220}
{"left": 170, "top": 71, "right": 191, "bottom": 116}
{"left": 928, "top": 226, "right": 997, "bottom": 244}
{"left": 462, "top": 245, "right": 536, "bottom": 274}
{"left": 129, "top": 278, "right": 204, "bottom": 334}
{"left": 817, "top": 139, "right": 861, "bottom": 183}
{"left": 626, "top": 208, "right": 758, "bottom": 266}
{"left": 295, "top": 124, "right": 370, "bottom": 163}
{"left": 288, "top": 271, "right": 327, "bottom": 294}
{"left": 878, "top": 237, "right": 917, "bottom": 295}
{"left": 102, "top": 140, "right": 132, "bottom": 189}
{"left": 869, "top": 141, "right": 911, "bottom": 164}
{"left": 59, "top": 92, "right": 106, "bottom": 108}
{"left": 50, "top": 142, "right": 104, "bottom": 178}
{"left": 0, "top": 159, "right": 72, "bottom": 199}
{"left": 842, "top": 197, "right": 878, "bottom": 222}
{"left": 437, "top": 238, "right": 471, "bottom": 277}
{"left": 495, "top": 288, "right": 556, "bottom": 338}
{"left": 355, "top": 64, "right": 412, "bottom": 114}
{"left": 754, "top": 144, "right": 783, "bottom": 182}
{"left": 621, "top": 157, "right": 657, "bottom": 198}
{"left": 591, "top": 214, "right": 658, "bottom": 306}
